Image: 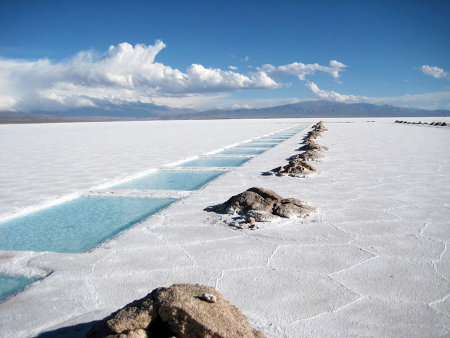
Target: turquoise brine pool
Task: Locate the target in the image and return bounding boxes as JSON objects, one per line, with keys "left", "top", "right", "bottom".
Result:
{"left": 176, "top": 157, "right": 249, "bottom": 167}
{"left": 112, "top": 170, "right": 224, "bottom": 191}
{"left": 217, "top": 148, "right": 265, "bottom": 155}
{"left": 0, "top": 197, "right": 176, "bottom": 253}
{"left": 0, "top": 275, "right": 38, "bottom": 301}
{"left": 233, "top": 143, "right": 275, "bottom": 149}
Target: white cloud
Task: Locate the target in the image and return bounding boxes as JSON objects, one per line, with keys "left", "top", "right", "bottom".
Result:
{"left": 419, "top": 65, "right": 449, "bottom": 79}
{"left": 305, "top": 81, "right": 450, "bottom": 110}
{"left": 261, "top": 60, "right": 347, "bottom": 81}
{"left": 305, "top": 82, "right": 364, "bottom": 102}
{"left": 242, "top": 56, "right": 249, "bottom": 62}
{"left": 0, "top": 41, "right": 344, "bottom": 112}
{"left": 228, "top": 65, "right": 238, "bottom": 70}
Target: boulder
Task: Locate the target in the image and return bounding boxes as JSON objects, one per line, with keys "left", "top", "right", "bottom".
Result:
{"left": 288, "top": 151, "right": 324, "bottom": 161}
{"left": 270, "top": 159, "right": 316, "bottom": 176}
{"left": 86, "top": 284, "right": 265, "bottom": 338}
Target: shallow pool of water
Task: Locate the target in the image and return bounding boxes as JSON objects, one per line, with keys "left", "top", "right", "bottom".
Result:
{"left": 112, "top": 170, "right": 224, "bottom": 191}
{"left": 176, "top": 157, "right": 250, "bottom": 167}
{"left": 0, "top": 275, "right": 38, "bottom": 301}
{"left": 0, "top": 197, "right": 176, "bottom": 253}
{"left": 217, "top": 148, "right": 265, "bottom": 155}
{"left": 233, "top": 143, "right": 275, "bottom": 149}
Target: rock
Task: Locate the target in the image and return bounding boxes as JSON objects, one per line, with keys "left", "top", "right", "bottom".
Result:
{"left": 207, "top": 187, "right": 315, "bottom": 226}
{"left": 86, "top": 284, "right": 265, "bottom": 338}
{"left": 270, "top": 159, "right": 316, "bottom": 176}
{"left": 288, "top": 150, "right": 325, "bottom": 161}
{"left": 273, "top": 198, "right": 317, "bottom": 218}
{"left": 200, "top": 293, "right": 217, "bottom": 303}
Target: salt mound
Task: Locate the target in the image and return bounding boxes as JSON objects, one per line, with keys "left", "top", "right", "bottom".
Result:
{"left": 86, "top": 284, "right": 265, "bottom": 338}
{"left": 288, "top": 150, "right": 325, "bottom": 161}
{"left": 270, "top": 159, "right": 316, "bottom": 176}
{"left": 207, "top": 187, "right": 316, "bottom": 227}
{"left": 298, "top": 141, "right": 328, "bottom": 152}
{"left": 312, "top": 121, "right": 328, "bottom": 132}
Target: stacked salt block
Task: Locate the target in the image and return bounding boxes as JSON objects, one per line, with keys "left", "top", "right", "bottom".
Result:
{"left": 86, "top": 284, "right": 265, "bottom": 338}
{"left": 206, "top": 187, "right": 316, "bottom": 229}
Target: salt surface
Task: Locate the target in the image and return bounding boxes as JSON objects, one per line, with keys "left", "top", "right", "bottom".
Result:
{"left": 0, "top": 118, "right": 449, "bottom": 337}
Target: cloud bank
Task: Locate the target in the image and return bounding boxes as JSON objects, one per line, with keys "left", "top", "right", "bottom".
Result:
{"left": 305, "top": 81, "right": 450, "bottom": 110}
{"left": 0, "top": 41, "right": 345, "bottom": 112}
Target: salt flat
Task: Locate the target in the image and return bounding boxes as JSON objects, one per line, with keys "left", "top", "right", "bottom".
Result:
{"left": 0, "top": 119, "right": 298, "bottom": 218}
{"left": 0, "top": 118, "right": 450, "bottom": 337}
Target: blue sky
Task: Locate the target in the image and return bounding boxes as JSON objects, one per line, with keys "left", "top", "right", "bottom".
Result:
{"left": 0, "top": 0, "right": 449, "bottom": 112}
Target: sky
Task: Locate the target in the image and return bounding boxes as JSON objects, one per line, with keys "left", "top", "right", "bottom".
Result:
{"left": 0, "top": 0, "right": 449, "bottom": 113}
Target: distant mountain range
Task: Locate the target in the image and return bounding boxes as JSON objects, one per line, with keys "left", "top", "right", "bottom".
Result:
{"left": 1, "top": 100, "right": 449, "bottom": 124}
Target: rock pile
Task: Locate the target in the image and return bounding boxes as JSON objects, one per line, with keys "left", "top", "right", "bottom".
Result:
{"left": 86, "top": 284, "right": 265, "bottom": 338}
{"left": 269, "top": 159, "right": 316, "bottom": 176}
{"left": 395, "top": 120, "right": 449, "bottom": 127}
{"left": 207, "top": 187, "right": 316, "bottom": 228}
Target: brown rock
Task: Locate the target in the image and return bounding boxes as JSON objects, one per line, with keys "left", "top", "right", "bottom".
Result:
{"left": 86, "top": 284, "right": 265, "bottom": 338}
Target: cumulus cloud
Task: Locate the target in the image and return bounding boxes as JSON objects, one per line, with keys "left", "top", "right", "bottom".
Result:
{"left": 306, "top": 81, "right": 450, "bottom": 110}
{"left": 261, "top": 60, "right": 347, "bottom": 81}
{"left": 305, "top": 82, "right": 364, "bottom": 102}
{"left": 419, "top": 65, "right": 449, "bottom": 79}
{"left": 0, "top": 41, "right": 346, "bottom": 111}
{"left": 228, "top": 65, "right": 238, "bottom": 70}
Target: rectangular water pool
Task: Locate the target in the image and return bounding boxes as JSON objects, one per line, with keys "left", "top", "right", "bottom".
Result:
{"left": 0, "top": 275, "right": 38, "bottom": 301}
{"left": 0, "top": 197, "right": 176, "bottom": 253}
{"left": 176, "top": 157, "right": 250, "bottom": 167}
{"left": 233, "top": 143, "right": 275, "bottom": 149}
{"left": 112, "top": 170, "right": 224, "bottom": 191}
{"left": 217, "top": 148, "right": 265, "bottom": 155}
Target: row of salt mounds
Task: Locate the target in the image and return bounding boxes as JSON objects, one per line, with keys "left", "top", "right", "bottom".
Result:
{"left": 395, "top": 120, "right": 450, "bottom": 126}
{"left": 268, "top": 121, "right": 328, "bottom": 177}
